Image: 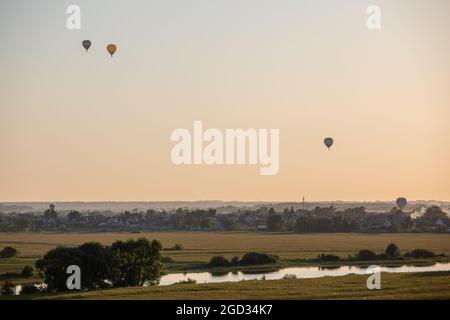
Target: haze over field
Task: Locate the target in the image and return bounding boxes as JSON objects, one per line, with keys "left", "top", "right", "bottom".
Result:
{"left": 1, "top": 200, "right": 449, "bottom": 214}
{"left": 1, "top": 0, "right": 449, "bottom": 202}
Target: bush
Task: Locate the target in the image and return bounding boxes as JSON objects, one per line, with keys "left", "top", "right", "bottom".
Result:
{"left": 231, "top": 256, "right": 240, "bottom": 265}
{"left": 318, "top": 254, "right": 341, "bottom": 262}
{"left": 240, "top": 252, "right": 279, "bottom": 265}
{"left": 376, "top": 253, "right": 388, "bottom": 260}
{"left": 385, "top": 243, "right": 400, "bottom": 259}
{"left": 0, "top": 272, "right": 23, "bottom": 280}
{"left": 209, "top": 256, "right": 230, "bottom": 267}
{"left": 161, "top": 256, "right": 175, "bottom": 263}
{"left": 356, "top": 249, "right": 377, "bottom": 261}
{"left": 20, "top": 285, "right": 39, "bottom": 295}
{"left": 282, "top": 274, "right": 297, "bottom": 280}
{"left": 0, "top": 247, "right": 18, "bottom": 259}
{"left": 172, "top": 243, "right": 184, "bottom": 250}
{"left": 1, "top": 281, "right": 16, "bottom": 296}
{"left": 408, "top": 249, "right": 435, "bottom": 259}
{"left": 21, "top": 266, "right": 33, "bottom": 278}
{"left": 175, "top": 278, "right": 197, "bottom": 285}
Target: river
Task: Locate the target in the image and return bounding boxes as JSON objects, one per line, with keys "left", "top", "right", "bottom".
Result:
{"left": 159, "top": 262, "right": 450, "bottom": 285}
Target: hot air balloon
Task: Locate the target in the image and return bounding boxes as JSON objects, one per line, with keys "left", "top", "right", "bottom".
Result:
{"left": 107, "top": 44, "right": 117, "bottom": 57}
{"left": 324, "top": 137, "right": 334, "bottom": 150}
{"left": 396, "top": 197, "right": 407, "bottom": 210}
{"left": 82, "top": 40, "right": 91, "bottom": 52}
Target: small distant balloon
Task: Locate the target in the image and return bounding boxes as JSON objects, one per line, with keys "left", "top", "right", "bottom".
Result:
{"left": 107, "top": 44, "right": 117, "bottom": 57}
{"left": 324, "top": 137, "right": 334, "bottom": 150}
{"left": 396, "top": 197, "right": 407, "bottom": 210}
{"left": 82, "top": 40, "right": 91, "bottom": 52}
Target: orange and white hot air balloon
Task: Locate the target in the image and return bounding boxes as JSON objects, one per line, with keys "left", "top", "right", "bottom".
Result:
{"left": 106, "top": 44, "right": 117, "bottom": 57}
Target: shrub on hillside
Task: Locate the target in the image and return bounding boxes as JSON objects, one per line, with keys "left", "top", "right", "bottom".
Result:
{"left": 20, "top": 285, "right": 40, "bottom": 295}
{"left": 231, "top": 256, "right": 240, "bottom": 265}
{"left": 1, "top": 281, "right": 16, "bottom": 296}
{"left": 175, "top": 278, "right": 197, "bottom": 285}
{"left": 0, "top": 247, "right": 18, "bottom": 259}
{"left": 318, "top": 254, "right": 341, "bottom": 262}
{"left": 240, "top": 252, "right": 279, "bottom": 265}
{"left": 209, "top": 256, "right": 230, "bottom": 267}
{"left": 172, "top": 243, "right": 184, "bottom": 250}
{"left": 385, "top": 243, "right": 400, "bottom": 259}
{"left": 161, "top": 256, "right": 175, "bottom": 263}
{"left": 406, "top": 249, "right": 435, "bottom": 259}
{"left": 21, "top": 266, "right": 33, "bottom": 278}
{"left": 356, "top": 249, "right": 377, "bottom": 261}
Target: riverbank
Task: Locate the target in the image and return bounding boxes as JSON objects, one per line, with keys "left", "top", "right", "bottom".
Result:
{"left": 1, "top": 232, "right": 450, "bottom": 284}
{"left": 163, "top": 256, "right": 450, "bottom": 274}
{"left": 29, "top": 271, "right": 450, "bottom": 300}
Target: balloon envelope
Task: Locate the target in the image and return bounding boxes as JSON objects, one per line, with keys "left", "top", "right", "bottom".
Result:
{"left": 107, "top": 44, "right": 117, "bottom": 57}
{"left": 82, "top": 40, "right": 91, "bottom": 51}
{"left": 396, "top": 197, "right": 407, "bottom": 210}
{"left": 324, "top": 137, "right": 334, "bottom": 149}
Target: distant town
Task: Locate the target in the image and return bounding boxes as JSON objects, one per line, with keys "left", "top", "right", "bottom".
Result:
{"left": 1, "top": 201, "right": 449, "bottom": 233}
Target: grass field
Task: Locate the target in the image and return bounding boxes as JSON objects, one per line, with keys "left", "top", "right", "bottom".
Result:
{"left": 32, "top": 271, "right": 450, "bottom": 300}
{"left": 1, "top": 232, "right": 450, "bottom": 262}
{"left": 1, "top": 232, "right": 450, "bottom": 297}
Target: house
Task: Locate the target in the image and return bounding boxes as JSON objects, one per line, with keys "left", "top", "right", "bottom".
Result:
{"left": 388, "top": 212, "right": 411, "bottom": 231}
{"left": 360, "top": 214, "right": 391, "bottom": 232}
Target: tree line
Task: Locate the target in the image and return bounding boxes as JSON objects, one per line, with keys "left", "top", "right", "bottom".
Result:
{"left": 35, "top": 238, "right": 162, "bottom": 292}
{"left": 0, "top": 204, "right": 448, "bottom": 233}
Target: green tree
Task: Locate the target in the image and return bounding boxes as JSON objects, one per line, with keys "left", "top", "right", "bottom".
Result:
{"left": 209, "top": 256, "right": 230, "bottom": 267}
{"left": 1, "top": 281, "right": 16, "bottom": 296}
{"left": 385, "top": 243, "right": 400, "bottom": 259}
{"left": 111, "top": 238, "right": 162, "bottom": 287}
{"left": 44, "top": 204, "right": 58, "bottom": 220}
{"left": 67, "top": 211, "right": 82, "bottom": 222}
{"left": 219, "top": 216, "right": 237, "bottom": 231}
{"left": 20, "top": 265, "right": 34, "bottom": 277}
{"left": 267, "top": 214, "right": 283, "bottom": 232}
{"left": 0, "top": 246, "right": 18, "bottom": 259}
{"left": 424, "top": 206, "right": 446, "bottom": 219}
{"left": 357, "top": 249, "right": 377, "bottom": 261}
{"left": 35, "top": 242, "right": 117, "bottom": 292}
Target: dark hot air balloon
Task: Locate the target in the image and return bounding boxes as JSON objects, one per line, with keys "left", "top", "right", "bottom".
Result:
{"left": 396, "top": 197, "right": 407, "bottom": 210}
{"left": 324, "top": 137, "right": 334, "bottom": 150}
{"left": 82, "top": 40, "right": 91, "bottom": 52}
{"left": 107, "top": 44, "right": 117, "bottom": 57}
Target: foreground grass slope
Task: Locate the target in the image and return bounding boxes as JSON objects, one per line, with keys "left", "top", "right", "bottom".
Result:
{"left": 39, "top": 272, "right": 450, "bottom": 300}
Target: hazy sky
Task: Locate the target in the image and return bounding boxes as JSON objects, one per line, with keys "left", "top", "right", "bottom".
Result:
{"left": 1, "top": 0, "right": 449, "bottom": 202}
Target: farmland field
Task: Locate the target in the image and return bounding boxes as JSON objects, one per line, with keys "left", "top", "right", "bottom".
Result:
{"left": 1, "top": 232, "right": 450, "bottom": 262}
{"left": 1, "top": 232, "right": 450, "bottom": 298}
{"left": 33, "top": 271, "right": 450, "bottom": 300}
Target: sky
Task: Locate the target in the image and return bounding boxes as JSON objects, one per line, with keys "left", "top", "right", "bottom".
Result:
{"left": 0, "top": 0, "right": 449, "bottom": 202}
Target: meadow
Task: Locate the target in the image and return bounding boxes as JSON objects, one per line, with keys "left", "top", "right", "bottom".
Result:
{"left": 34, "top": 271, "right": 450, "bottom": 300}
{"left": 2, "top": 232, "right": 450, "bottom": 260}
{"left": 1, "top": 232, "right": 450, "bottom": 294}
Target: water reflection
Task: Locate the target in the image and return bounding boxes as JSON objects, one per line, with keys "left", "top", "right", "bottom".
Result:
{"left": 159, "top": 262, "right": 450, "bottom": 286}
{"left": 14, "top": 262, "right": 450, "bottom": 293}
